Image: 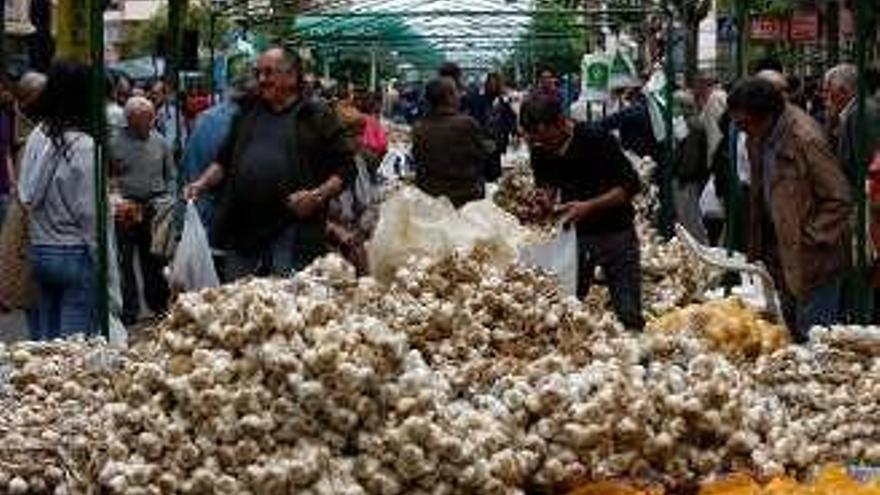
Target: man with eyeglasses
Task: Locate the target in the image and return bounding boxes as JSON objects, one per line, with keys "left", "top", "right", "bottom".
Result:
{"left": 185, "top": 46, "right": 354, "bottom": 280}
{"left": 520, "top": 92, "right": 645, "bottom": 331}
{"left": 728, "top": 77, "right": 852, "bottom": 342}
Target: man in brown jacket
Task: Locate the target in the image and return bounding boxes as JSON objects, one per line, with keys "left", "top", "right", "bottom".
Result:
{"left": 728, "top": 77, "right": 853, "bottom": 342}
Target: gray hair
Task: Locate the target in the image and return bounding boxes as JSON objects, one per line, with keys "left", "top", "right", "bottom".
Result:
{"left": 124, "top": 95, "right": 155, "bottom": 118}
{"left": 756, "top": 70, "right": 788, "bottom": 93}
{"left": 18, "top": 71, "right": 47, "bottom": 95}
{"left": 824, "top": 63, "right": 858, "bottom": 94}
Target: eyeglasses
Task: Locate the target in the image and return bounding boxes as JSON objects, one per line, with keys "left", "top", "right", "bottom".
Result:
{"left": 253, "top": 66, "right": 294, "bottom": 79}
{"left": 253, "top": 67, "right": 277, "bottom": 78}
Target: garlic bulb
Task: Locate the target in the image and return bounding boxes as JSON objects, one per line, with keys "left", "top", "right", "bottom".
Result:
{"left": 2, "top": 249, "right": 878, "bottom": 494}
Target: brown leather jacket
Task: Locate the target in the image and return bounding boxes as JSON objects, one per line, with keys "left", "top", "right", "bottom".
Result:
{"left": 748, "top": 104, "right": 853, "bottom": 299}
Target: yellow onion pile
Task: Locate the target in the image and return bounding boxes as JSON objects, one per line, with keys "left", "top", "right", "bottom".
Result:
{"left": 648, "top": 298, "right": 789, "bottom": 359}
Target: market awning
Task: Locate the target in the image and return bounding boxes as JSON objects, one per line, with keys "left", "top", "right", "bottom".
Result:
{"left": 294, "top": 12, "right": 444, "bottom": 69}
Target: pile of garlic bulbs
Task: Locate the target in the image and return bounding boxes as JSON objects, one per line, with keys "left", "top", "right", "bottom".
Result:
{"left": 745, "top": 328, "right": 880, "bottom": 473}
{"left": 0, "top": 338, "right": 128, "bottom": 494}
{"left": 639, "top": 236, "right": 716, "bottom": 317}
{"left": 93, "top": 251, "right": 878, "bottom": 494}
{"left": 493, "top": 166, "right": 559, "bottom": 234}
{"left": 2, "top": 250, "right": 878, "bottom": 494}
{"left": 95, "top": 251, "right": 617, "bottom": 494}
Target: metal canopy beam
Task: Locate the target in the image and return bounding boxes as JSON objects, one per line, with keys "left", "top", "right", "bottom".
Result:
{"left": 293, "top": 7, "right": 660, "bottom": 17}
{"left": 231, "top": 5, "right": 661, "bottom": 25}
{"left": 300, "top": 33, "right": 588, "bottom": 41}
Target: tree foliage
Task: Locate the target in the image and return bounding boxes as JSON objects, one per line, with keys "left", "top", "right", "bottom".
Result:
{"left": 120, "top": 2, "right": 235, "bottom": 60}
{"left": 716, "top": 0, "right": 795, "bottom": 16}
{"left": 509, "top": 2, "right": 586, "bottom": 81}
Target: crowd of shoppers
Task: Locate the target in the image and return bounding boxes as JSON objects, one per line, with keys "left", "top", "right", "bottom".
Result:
{"left": 670, "top": 61, "right": 880, "bottom": 340}
{"left": 3, "top": 47, "right": 880, "bottom": 345}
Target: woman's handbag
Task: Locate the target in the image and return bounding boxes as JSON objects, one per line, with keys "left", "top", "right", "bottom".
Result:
{"left": 0, "top": 196, "right": 35, "bottom": 310}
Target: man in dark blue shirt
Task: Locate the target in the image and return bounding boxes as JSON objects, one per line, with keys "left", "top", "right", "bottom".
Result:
{"left": 185, "top": 47, "right": 354, "bottom": 280}
{"left": 521, "top": 92, "right": 645, "bottom": 330}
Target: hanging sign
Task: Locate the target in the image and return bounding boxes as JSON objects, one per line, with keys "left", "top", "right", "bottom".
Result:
{"left": 608, "top": 50, "right": 639, "bottom": 90}
{"left": 789, "top": 11, "right": 819, "bottom": 42}
{"left": 750, "top": 16, "right": 786, "bottom": 41}
{"left": 840, "top": 7, "right": 855, "bottom": 40}
{"left": 581, "top": 52, "right": 609, "bottom": 102}
{"left": 5, "top": 0, "right": 35, "bottom": 35}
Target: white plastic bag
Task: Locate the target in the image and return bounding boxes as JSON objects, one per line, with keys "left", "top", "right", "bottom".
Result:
{"left": 108, "top": 314, "right": 128, "bottom": 348}
{"left": 517, "top": 227, "right": 578, "bottom": 296}
{"left": 354, "top": 156, "right": 384, "bottom": 209}
{"left": 367, "top": 187, "right": 525, "bottom": 282}
{"left": 699, "top": 178, "right": 725, "bottom": 219}
{"left": 169, "top": 200, "right": 219, "bottom": 292}
{"left": 608, "top": 48, "right": 639, "bottom": 90}
{"left": 377, "top": 148, "right": 414, "bottom": 182}
{"left": 106, "top": 221, "right": 127, "bottom": 347}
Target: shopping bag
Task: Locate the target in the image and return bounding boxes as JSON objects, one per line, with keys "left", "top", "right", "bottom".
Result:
{"left": 0, "top": 197, "right": 35, "bottom": 310}
{"left": 150, "top": 194, "right": 177, "bottom": 259}
{"left": 367, "top": 187, "right": 525, "bottom": 282}
{"left": 361, "top": 116, "right": 388, "bottom": 157}
{"left": 108, "top": 313, "right": 128, "bottom": 348}
{"left": 377, "top": 148, "right": 415, "bottom": 181}
{"left": 517, "top": 226, "right": 578, "bottom": 296}
{"left": 699, "top": 179, "right": 725, "bottom": 220}
{"left": 168, "top": 200, "right": 219, "bottom": 292}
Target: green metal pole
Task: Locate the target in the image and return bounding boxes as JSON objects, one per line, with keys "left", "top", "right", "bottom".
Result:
{"left": 209, "top": 10, "right": 216, "bottom": 105}
{"left": 852, "top": 0, "right": 873, "bottom": 322}
{"left": 89, "top": 0, "right": 109, "bottom": 338}
{"left": 168, "top": 0, "right": 187, "bottom": 162}
{"left": 0, "top": 0, "right": 6, "bottom": 77}
{"left": 659, "top": 1, "right": 676, "bottom": 239}
{"left": 734, "top": 0, "right": 747, "bottom": 80}
{"left": 725, "top": 0, "right": 749, "bottom": 261}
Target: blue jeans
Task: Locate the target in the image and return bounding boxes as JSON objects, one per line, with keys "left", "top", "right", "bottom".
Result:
{"left": 781, "top": 276, "right": 842, "bottom": 343}
{"left": 224, "top": 225, "right": 298, "bottom": 281}
{"left": 28, "top": 245, "right": 96, "bottom": 340}
{"left": 0, "top": 193, "right": 8, "bottom": 226}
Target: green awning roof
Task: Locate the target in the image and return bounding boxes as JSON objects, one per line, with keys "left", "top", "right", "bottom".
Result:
{"left": 295, "top": 14, "right": 444, "bottom": 68}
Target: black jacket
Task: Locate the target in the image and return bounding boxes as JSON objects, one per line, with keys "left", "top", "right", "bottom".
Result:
{"left": 212, "top": 97, "right": 355, "bottom": 257}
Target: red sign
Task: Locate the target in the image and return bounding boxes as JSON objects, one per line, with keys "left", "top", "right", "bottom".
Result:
{"left": 789, "top": 11, "right": 819, "bottom": 42}
{"left": 840, "top": 7, "right": 855, "bottom": 39}
{"left": 750, "top": 17, "right": 786, "bottom": 41}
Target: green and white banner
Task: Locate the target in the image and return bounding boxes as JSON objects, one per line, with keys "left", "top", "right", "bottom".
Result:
{"left": 581, "top": 52, "right": 609, "bottom": 101}
{"left": 608, "top": 49, "right": 639, "bottom": 90}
